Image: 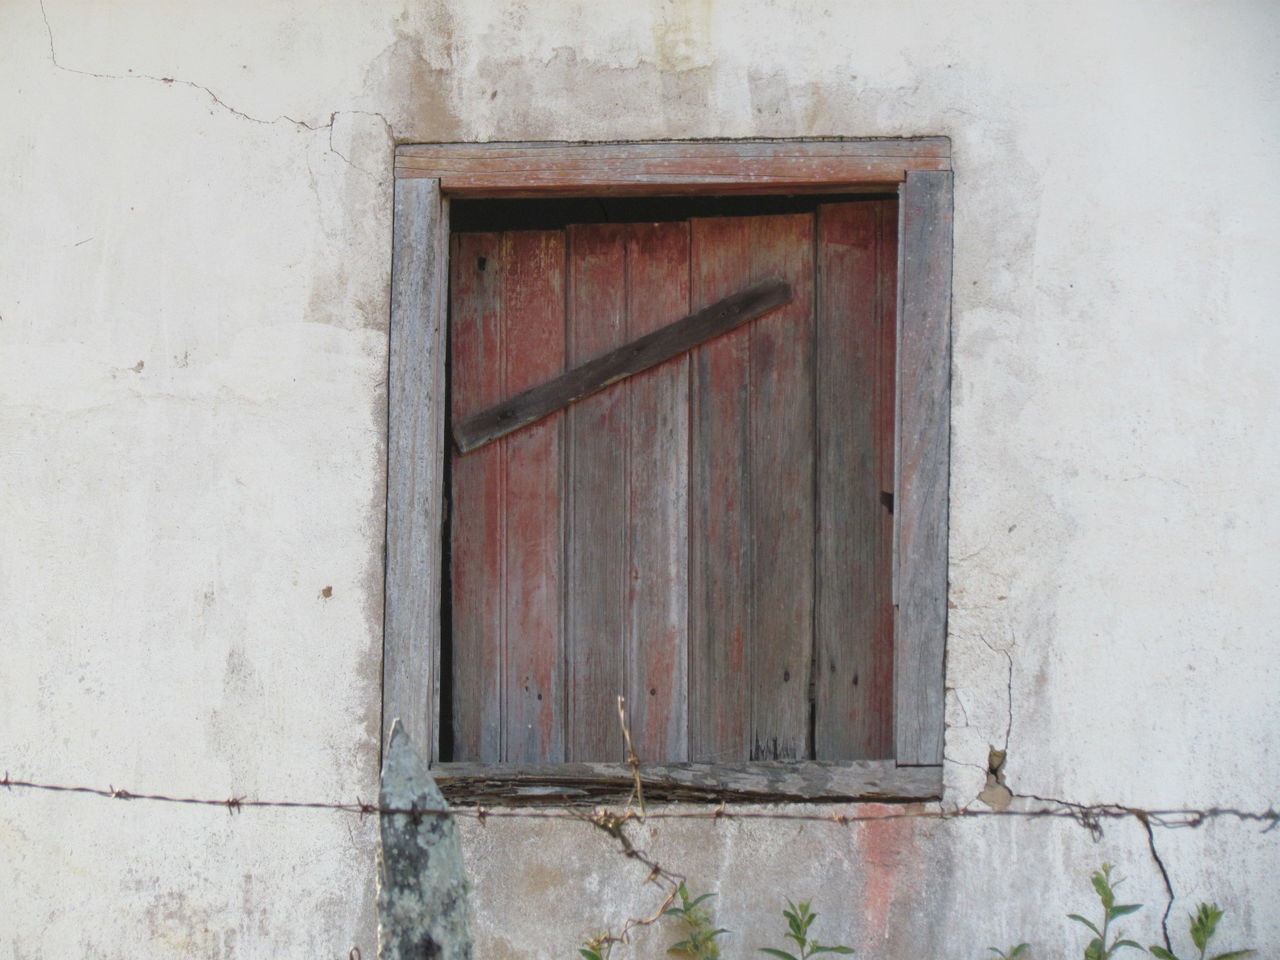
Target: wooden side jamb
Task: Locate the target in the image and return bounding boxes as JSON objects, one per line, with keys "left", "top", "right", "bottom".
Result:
{"left": 384, "top": 176, "right": 449, "bottom": 762}
{"left": 893, "top": 169, "right": 953, "bottom": 767}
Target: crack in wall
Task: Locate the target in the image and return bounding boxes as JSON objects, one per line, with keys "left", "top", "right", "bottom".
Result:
{"left": 942, "top": 752, "right": 987, "bottom": 775}
{"left": 1141, "top": 813, "right": 1176, "bottom": 953}
{"left": 982, "top": 779, "right": 1179, "bottom": 939}
{"left": 39, "top": 0, "right": 394, "bottom": 179}
{"left": 946, "top": 685, "right": 972, "bottom": 726}
{"left": 976, "top": 632, "right": 1015, "bottom": 753}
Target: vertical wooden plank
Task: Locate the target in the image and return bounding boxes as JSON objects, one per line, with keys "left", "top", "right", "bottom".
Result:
{"left": 814, "top": 201, "right": 896, "bottom": 760}
{"left": 385, "top": 177, "right": 447, "bottom": 762}
{"left": 746, "top": 213, "right": 815, "bottom": 761}
{"left": 895, "top": 170, "right": 952, "bottom": 766}
{"left": 501, "top": 230, "right": 567, "bottom": 763}
{"left": 448, "top": 233, "right": 505, "bottom": 762}
{"left": 688, "top": 216, "right": 753, "bottom": 762}
{"left": 565, "top": 223, "right": 629, "bottom": 761}
{"left": 624, "top": 222, "right": 690, "bottom": 762}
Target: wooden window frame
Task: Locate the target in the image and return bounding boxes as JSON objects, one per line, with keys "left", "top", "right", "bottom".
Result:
{"left": 384, "top": 139, "right": 952, "bottom": 803}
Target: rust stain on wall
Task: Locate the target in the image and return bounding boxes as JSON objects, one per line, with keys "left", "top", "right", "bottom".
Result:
{"left": 856, "top": 804, "right": 916, "bottom": 947}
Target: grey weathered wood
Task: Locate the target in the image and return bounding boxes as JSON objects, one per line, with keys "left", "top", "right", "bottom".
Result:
{"left": 453, "top": 278, "right": 791, "bottom": 453}
{"left": 432, "top": 759, "right": 941, "bottom": 805}
{"left": 623, "top": 223, "right": 691, "bottom": 762}
{"left": 387, "top": 146, "right": 953, "bottom": 784}
{"left": 448, "top": 232, "right": 505, "bottom": 763}
{"left": 499, "top": 231, "right": 567, "bottom": 763}
{"left": 378, "top": 720, "right": 471, "bottom": 960}
{"left": 894, "top": 169, "right": 953, "bottom": 766}
{"left": 814, "top": 200, "right": 896, "bottom": 760}
{"left": 564, "top": 223, "right": 630, "bottom": 761}
{"left": 394, "top": 139, "right": 952, "bottom": 196}
{"left": 746, "top": 213, "right": 815, "bottom": 762}
{"left": 688, "top": 217, "right": 755, "bottom": 762}
{"left": 398, "top": 139, "right": 952, "bottom": 163}
{"left": 385, "top": 177, "right": 448, "bottom": 762}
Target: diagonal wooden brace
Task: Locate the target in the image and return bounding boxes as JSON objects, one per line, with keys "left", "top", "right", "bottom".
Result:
{"left": 452, "top": 277, "right": 792, "bottom": 453}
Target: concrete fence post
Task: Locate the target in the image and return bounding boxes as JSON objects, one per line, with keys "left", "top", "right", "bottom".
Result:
{"left": 377, "top": 719, "right": 472, "bottom": 960}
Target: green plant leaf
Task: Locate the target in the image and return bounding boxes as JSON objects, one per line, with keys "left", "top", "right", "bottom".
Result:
{"left": 1085, "top": 936, "right": 1105, "bottom": 960}
{"left": 799, "top": 907, "right": 816, "bottom": 936}
{"left": 1092, "top": 872, "right": 1116, "bottom": 910}
{"left": 1109, "top": 904, "right": 1143, "bottom": 920}
{"left": 1206, "top": 952, "right": 1255, "bottom": 960}
{"left": 1111, "top": 939, "right": 1143, "bottom": 952}
{"left": 580, "top": 950, "right": 602, "bottom": 960}
{"left": 1069, "top": 915, "right": 1103, "bottom": 937}
{"left": 1191, "top": 904, "right": 1224, "bottom": 952}
{"left": 759, "top": 949, "right": 799, "bottom": 960}
{"left": 1148, "top": 946, "right": 1179, "bottom": 960}
{"left": 809, "top": 946, "right": 856, "bottom": 955}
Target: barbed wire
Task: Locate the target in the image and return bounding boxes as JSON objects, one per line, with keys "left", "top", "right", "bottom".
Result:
{"left": 4, "top": 769, "right": 1275, "bottom": 958}
{"left": 6, "top": 696, "right": 1273, "bottom": 956}
{"left": 3, "top": 772, "right": 1276, "bottom": 834}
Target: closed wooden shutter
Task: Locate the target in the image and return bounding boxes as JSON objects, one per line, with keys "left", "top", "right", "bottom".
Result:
{"left": 447, "top": 199, "right": 896, "bottom": 764}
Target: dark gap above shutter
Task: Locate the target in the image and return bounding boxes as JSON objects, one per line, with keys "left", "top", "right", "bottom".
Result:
{"left": 451, "top": 193, "right": 896, "bottom": 233}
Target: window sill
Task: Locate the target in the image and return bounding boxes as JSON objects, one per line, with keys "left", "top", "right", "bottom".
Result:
{"left": 431, "top": 760, "right": 942, "bottom": 806}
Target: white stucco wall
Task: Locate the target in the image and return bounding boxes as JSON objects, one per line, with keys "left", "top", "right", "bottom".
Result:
{"left": 2, "top": 1, "right": 1277, "bottom": 956}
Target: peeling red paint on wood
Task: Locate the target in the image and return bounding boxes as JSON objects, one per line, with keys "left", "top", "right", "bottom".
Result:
{"left": 624, "top": 222, "right": 691, "bottom": 762}
{"left": 501, "top": 231, "right": 566, "bottom": 763}
{"left": 449, "top": 231, "right": 566, "bottom": 763}
{"left": 449, "top": 232, "right": 505, "bottom": 762}
{"left": 814, "top": 200, "right": 897, "bottom": 760}
{"left": 746, "top": 213, "right": 815, "bottom": 762}
{"left": 565, "top": 223, "right": 630, "bottom": 762}
{"left": 449, "top": 202, "right": 901, "bottom": 765}
{"left": 689, "top": 215, "right": 754, "bottom": 762}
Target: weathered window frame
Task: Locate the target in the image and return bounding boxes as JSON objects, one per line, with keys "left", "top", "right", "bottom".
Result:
{"left": 384, "top": 140, "right": 952, "bottom": 803}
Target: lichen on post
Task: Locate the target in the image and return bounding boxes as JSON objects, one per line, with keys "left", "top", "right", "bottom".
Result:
{"left": 378, "top": 720, "right": 472, "bottom": 960}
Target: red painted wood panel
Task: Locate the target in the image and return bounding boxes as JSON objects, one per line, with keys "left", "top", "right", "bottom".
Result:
{"left": 501, "top": 230, "right": 567, "bottom": 763}
{"left": 449, "top": 233, "right": 504, "bottom": 762}
{"left": 746, "top": 213, "right": 815, "bottom": 761}
{"left": 450, "top": 200, "right": 897, "bottom": 765}
{"left": 814, "top": 201, "right": 897, "bottom": 760}
{"left": 688, "top": 216, "right": 754, "bottom": 762}
{"left": 624, "top": 222, "right": 690, "bottom": 762}
{"left": 688, "top": 214, "right": 816, "bottom": 761}
{"left": 448, "top": 230, "right": 567, "bottom": 763}
{"left": 565, "top": 223, "right": 630, "bottom": 761}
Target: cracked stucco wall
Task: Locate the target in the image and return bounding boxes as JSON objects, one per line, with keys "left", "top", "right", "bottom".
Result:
{"left": 2, "top": 1, "right": 1277, "bottom": 957}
